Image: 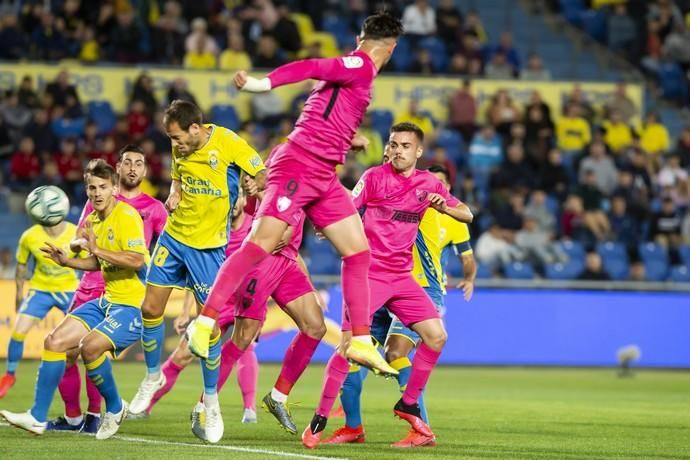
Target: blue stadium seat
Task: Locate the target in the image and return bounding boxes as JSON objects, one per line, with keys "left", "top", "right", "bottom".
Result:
{"left": 435, "top": 129, "right": 464, "bottom": 164}
{"left": 210, "top": 105, "right": 240, "bottom": 132}
{"left": 644, "top": 259, "right": 669, "bottom": 282}
{"left": 678, "top": 245, "right": 690, "bottom": 266}
{"left": 504, "top": 261, "right": 535, "bottom": 280}
{"left": 370, "top": 109, "right": 393, "bottom": 143}
{"left": 556, "top": 240, "right": 585, "bottom": 262}
{"left": 390, "top": 35, "right": 412, "bottom": 72}
{"left": 657, "top": 62, "right": 688, "bottom": 102}
{"left": 87, "top": 101, "right": 116, "bottom": 135}
{"left": 545, "top": 262, "right": 580, "bottom": 280}
{"left": 446, "top": 253, "right": 462, "bottom": 277}
{"left": 669, "top": 266, "right": 690, "bottom": 282}
{"left": 476, "top": 262, "right": 492, "bottom": 279}
{"left": 603, "top": 257, "right": 630, "bottom": 281}
{"left": 322, "top": 15, "right": 354, "bottom": 50}
{"left": 579, "top": 10, "right": 607, "bottom": 43}
{"left": 307, "top": 252, "right": 341, "bottom": 275}
{"left": 51, "top": 117, "right": 86, "bottom": 139}
{"left": 560, "top": 0, "right": 586, "bottom": 25}
{"left": 418, "top": 37, "right": 448, "bottom": 73}
{"left": 596, "top": 241, "right": 627, "bottom": 260}
{"left": 638, "top": 242, "right": 668, "bottom": 264}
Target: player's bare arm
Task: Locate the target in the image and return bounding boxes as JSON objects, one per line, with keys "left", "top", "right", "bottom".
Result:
{"left": 429, "top": 194, "right": 473, "bottom": 223}
{"left": 80, "top": 222, "right": 145, "bottom": 270}
{"left": 457, "top": 254, "right": 477, "bottom": 301}
{"left": 165, "top": 179, "right": 182, "bottom": 213}
{"left": 350, "top": 134, "right": 370, "bottom": 151}
{"left": 41, "top": 242, "right": 100, "bottom": 272}
{"left": 14, "top": 263, "right": 27, "bottom": 310}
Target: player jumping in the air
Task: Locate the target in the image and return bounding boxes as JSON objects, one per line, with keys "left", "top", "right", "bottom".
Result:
{"left": 129, "top": 100, "right": 265, "bottom": 444}
{"left": 47, "top": 145, "right": 167, "bottom": 434}
{"left": 301, "top": 123, "right": 473, "bottom": 448}
{"left": 1, "top": 160, "right": 149, "bottom": 440}
{"left": 0, "top": 200, "right": 80, "bottom": 399}
{"left": 187, "top": 13, "right": 403, "bottom": 378}
{"left": 326, "top": 163, "right": 477, "bottom": 447}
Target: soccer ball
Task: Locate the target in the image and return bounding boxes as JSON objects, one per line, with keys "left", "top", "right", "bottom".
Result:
{"left": 25, "top": 185, "right": 70, "bottom": 227}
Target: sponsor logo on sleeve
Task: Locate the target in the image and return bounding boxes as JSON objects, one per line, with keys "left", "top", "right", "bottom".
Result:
{"left": 352, "top": 180, "right": 364, "bottom": 198}
{"left": 342, "top": 56, "right": 364, "bottom": 69}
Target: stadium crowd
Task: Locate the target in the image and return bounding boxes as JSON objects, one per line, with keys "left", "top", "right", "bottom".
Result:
{"left": 0, "top": 0, "right": 689, "bottom": 282}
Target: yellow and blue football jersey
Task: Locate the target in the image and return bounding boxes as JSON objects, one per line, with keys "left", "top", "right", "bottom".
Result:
{"left": 167, "top": 124, "right": 265, "bottom": 249}
{"left": 412, "top": 208, "right": 444, "bottom": 294}
{"left": 16, "top": 223, "right": 80, "bottom": 292}
{"left": 88, "top": 201, "right": 149, "bottom": 308}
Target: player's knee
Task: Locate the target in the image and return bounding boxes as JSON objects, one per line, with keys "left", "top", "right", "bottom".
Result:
{"left": 424, "top": 329, "right": 448, "bottom": 351}
{"left": 43, "top": 333, "right": 66, "bottom": 352}
{"left": 385, "top": 348, "right": 405, "bottom": 364}
{"left": 79, "top": 336, "right": 106, "bottom": 363}
{"left": 172, "top": 343, "right": 194, "bottom": 367}
{"left": 302, "top": 320, "right": 326, "bottom": 340}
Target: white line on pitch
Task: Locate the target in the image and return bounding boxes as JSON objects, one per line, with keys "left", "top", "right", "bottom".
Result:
{"left": 0, "top": 422, "right": 346, "bottom": 460}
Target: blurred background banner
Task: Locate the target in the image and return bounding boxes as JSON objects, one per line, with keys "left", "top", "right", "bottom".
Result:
{"left": 0, "top": 63, "right": 642, "bottom": 123}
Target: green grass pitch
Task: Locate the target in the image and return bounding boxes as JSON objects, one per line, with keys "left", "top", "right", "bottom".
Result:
{"left": 0, "top": 362, "right": 689, "bottom": 459}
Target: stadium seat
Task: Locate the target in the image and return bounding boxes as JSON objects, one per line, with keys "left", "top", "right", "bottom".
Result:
{"left": 556, "top": 240, "right": 585, "bottom": 262}
{"left": 504, "top": 261, "right": 535, "bottom": 280}
{"left": 304, "top": 233, "right": 338, "bottom": 257}
{"left": 596, "top": 241, "right": 628, "bottom": 261}
{"left": 87, "top": 101, "right": 116, "bottom": 135}
{"left": 657, "top": 62, "right": 688, "bottom": 102}
{"left": 638, "top": 242, "right": 668, "bottom": 264}
{"left": 210, "top": 104, "right": 240, "bottom": 132}
{"left": 644, "top": 259, "right": 669, "bottom": 282}
{"left": 579, "top": 10, "right": 607, "bottom": 43}
{"left": 418, "top": 37, "right": 448, "bottom": 73}
{"left": 669, "top": 266, "right": 690, "bottom": 282}
{"left": 678, "top": 245, "right": 690, "bottom": 266}
{"left": 370, "top": 109, "right": 393, "bottom": 142}
{"left": 290, "top": 13, "right": 315, "bottom": 41}
{"left": 435, "top": 129, "right": 463, "bottom": 163}
{"left": 446, "top": 253, "right": 462, "bottom": 277}
{"left": 476, "top": 262, "right": 492, "bottom": 279}
{"left": 545, "top": 262, "right": 578, "bottom": 280}
{"left": 322, "top": 15, "right": 354, "bottom": 50}
{"left": 51, "top": 117, "right": 86, "bottom": 139}
{"left": 602, "top": 257, "right": 630, "bottom": 281}
{"left": 307, "top": 252, "right": 341, "bottom": 275}
{"left": 390, "top": 35, "right": 412, "bottom": 72}
{"left": 303, "top": 32, "right": 340, "bottom": 57}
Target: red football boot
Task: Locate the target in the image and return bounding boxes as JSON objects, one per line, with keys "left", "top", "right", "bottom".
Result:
{"left": 0, "top": 374, "right": 16, "bottom": 399}
{"left": 391, "top": 428, "right": 436, "bottom": 448}
{"left": 323, "top": 425, "right": 365, "bottom": 444}
{"left": 393, "top": 398, "right": 433, "bottom": 437}
{"left": 302, "top": 414, "right": 327, "bottom": 449}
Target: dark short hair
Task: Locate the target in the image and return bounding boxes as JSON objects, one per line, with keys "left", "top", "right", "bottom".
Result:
{"left": 428, "top": 164, "right": 450, "bottom": 182}
{"left": 84, "top": 159, "right": 118, "bottom": 185}
{"left": 390, "top": 122, "right": 424, "bottom": 143}
{"left": 361, "top": 12, "right": 403, "bottom": 40}
{"left": 164, "top": 99, "right": 203, "bottom": 130}
{"left": 118, "top": 144, "right": 146, "bottom": 162}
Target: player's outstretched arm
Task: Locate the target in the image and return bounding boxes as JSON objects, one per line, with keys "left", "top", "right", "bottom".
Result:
{"left": 457, "top": 253, "right": 477, "bottom": 301}
{"left": 90, "top": 247, "right": 145, "bottom": 271}
{"left": 165, "top": 179, "right": 182, "bottom": 214}
{"left": 41, "top": 243, "right": 100, "bottom": 271}
{"left": 428, "top": 194, "right": 473, "bottom": 223}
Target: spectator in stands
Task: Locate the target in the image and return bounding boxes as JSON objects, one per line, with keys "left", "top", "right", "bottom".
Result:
{"left": 486, "top": 89, "right": 521, "bottom": 138}
{"left": 56, "top": 137, "right": 83, "bottom": 196}
{"left": 10, "top": 137, "right": 40, "bottom": 191}
{"left": 658, "top": 153, "right": 688, "bottom": 188}
{"left": 394, "top": 99, "right": 435, "bottom": 143}
{"left": 557, "top": 103, "right": 591, "bottom": 158}
{"left": 409, "top": 48, "right": 434, "bottom": 75}
{"left": 604, "top": 82, "right": 638, "bottom": 124}
{"left": 58, "top": 0, "right": 85, "bottom": 56}
{"left": 675, "top": 126, "right": 690, "bottom": 167}
{"left": 94, "top": 2, "right": 116, "bottom": 53}
{"left": 520, "top": 54, "right": 551, "bottom": 81}
{"left": 540, "top": 148, "right": 570, "bottom": 201}
{"left": 561, "top": 194, "right": 588, "bottom": 241}
{"left": 253, "top": 34, "right": 285, "bottom": 68}
{"left": 0, "top": 247, "right": 14, "bottom": 279}
{"left": 0, "top": 117, "right": 12, "bottom": 157}
{"left": 526, "top": 90, "right": 553, "bottom": 124}
{"left": 339, "top": 155, "right": 363, "bottom": 190}
{"left": 78, "top": 26, "right": 100, "bottom": 62}
{"left": 22, "top": 108, "right": 54, "bottom": 155}
{"left": 426, "top": 146, "right": 457, "bottom": 186}
{"left": 463, "top": 10, "right": 487, "bottom": 42}
{"left": 184, "top": 31, "right": 218, "bottom": 69}
{"left": 563, "top": 84, "right": 595, "bottom": 124}
{"left": 629, "top": 261, "right": 646, "bottom": 282}
{"left": 152, "top": 0, "right": 187, "bottom": 65}
{"left": 524, "top": 190, "right": 556, "bottom": 234}
{"left": 516, "top": 216, "right": 567, "bottom": 268}
{"left": 185, "top": 17, "right": 219, "bottom": 57}
{"left": 109, "top": 7, "right": 142, "bottom": 63}
{"left": 250, "top": 90, "right": 284, "bottom": 125}
{"left": 37, "top": 160, "right": 64, "bottom": 188}
{"left": 0, "top": 90, "right": 32, "bottom": 143}
{"left": 579, "top": 141, "right": 619, "bottom": 196}
{"left": 31, "top": 11, "right": 66, "bottom": 61}
{"left": 354, "top": 113, "right": 384, "bottom": 167}
{"left": 129, "top": 72, "right": 159, "bottom": 120}
{"left": 469, "top": 124, "right": 503, "bottom": 185}
{"left": 0, "top": 13, "right": 27, "bottom": 60}
{"left": 607, "top": 3, "right": 637, "bottom": 53}
{"left": 485, "top": 31, "right": 521, "bottom": 71}
{"left": 457, "top": 32, "right": 483, "bottom": 68}
{"left": 127, "top": 100, "right": 150, "bottom": 142}
{"left": 45, "top": 70, "right": 80, "bottom": 109}
{"left": 650, "top": 196, "right": 682, "bottom": 247}
{"left": 639, "top": 111, "right": 670, "bottom": 156}
{"left": 402, "top": 0, "right": 437, "bottom": 42}
{"left": 495, "top": 193, "right": 526, "bottom": 233}
{"left": 662, "top": 23, "right": 690, "bottom": 69}
{"left": 220, "top": 32, "right": 253, "bottom": 70}
{"left": 448, "top": 79, "right": 477, "bottom": 143}
{"left": 258, "top": 1, "right": 302, "bottom": 54}
{"left": 646, "top": 0, "right": 683, "bottom": 43}
{"left": 577, "top": 169, "right": 611, "bottom": 241}
{"left": 475, "top": 222, "right": 522, "bottom": 270}
{"left": 524, "top": 104, "right": 554, "bottom": 164}
{"left": 578, "top": 252, "right": 611, "bottom": 281}
{"left": 166, "top": 78, "right": 198, "bottom": 106}
{"left": 17, "top": 76, "right": 40, "bottom": 110}
{"left": 484, "top": 51, "right": 514, "bottom": 79}
{"left": 602, "top": 109, "right": 634, "bottom": 155}
{"left": 491, "top": 143, "right": 538, "bottom": 193}
{"left": 140, "top": 137, "right": 163, "bottom": 182}
{"left": 436, "top": 0, "right": 462, "bottom": 48}
{"left": 149, "top": 110, "right": 170, "bottom": 154}
{"left": 608, "top": 194, "right": 640, "bottom": 250}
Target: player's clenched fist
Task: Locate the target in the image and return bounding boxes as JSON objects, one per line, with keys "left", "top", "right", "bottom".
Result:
{"left": 233, "top": 70, "right": 249, "bottom": 90}
{"left": 427, "top": 193, "right": 448, "bottom": 212}
{"left": 165, "top": 191, "right": 181, "bottom": 213}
